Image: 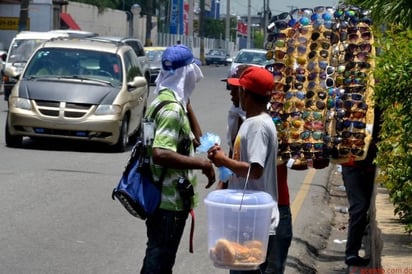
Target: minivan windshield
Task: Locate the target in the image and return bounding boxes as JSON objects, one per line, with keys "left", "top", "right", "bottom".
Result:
{"left": 8, "top": 39, "right": 47, "bottom": 63}
{"left": 24, "top": 48, "right": 123, "bottom": 86}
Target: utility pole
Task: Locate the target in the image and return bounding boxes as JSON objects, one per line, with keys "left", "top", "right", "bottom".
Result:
{"left": 199, "top": 0, "right": 205, "bottom": 64}
{"left": 145, "top": 0, "right": 153, "bottom": 46}
{"left": 225, "top": 0, "right": 230, "bottom": 53}
{"left": 188, "top": 0, "right": 194, "bottom": 48}
{"left": 263, "top": 0, "right": 269, "bottom": 41}
{"left": 246, "top": 0, "right": 251, "bottom": 48}
{"left": 18, "top": 0, "right": 30, "bottom": 32}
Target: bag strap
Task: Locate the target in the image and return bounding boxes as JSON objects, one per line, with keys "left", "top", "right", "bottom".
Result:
{"left": 148, "top": 99, "right": 176, "bottom": 120}
{"left": 147, "top": 99, "right": 177, "bottom": 186}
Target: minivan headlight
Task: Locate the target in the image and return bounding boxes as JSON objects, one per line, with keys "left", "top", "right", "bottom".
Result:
{"left": 11, "top": 97, "right": 32, "bottom": 110}
{"left": 95, "top": 104, "right": 122, "bottom": 115}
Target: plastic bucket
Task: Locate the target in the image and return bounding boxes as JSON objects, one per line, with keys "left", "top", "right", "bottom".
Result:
{"left": 204, "top": 189, "right": 275, "bottom": 270}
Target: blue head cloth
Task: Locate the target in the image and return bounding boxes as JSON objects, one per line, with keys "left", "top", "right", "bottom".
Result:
{"left": 162, "top": 45, "right": 194, "bottom": 71}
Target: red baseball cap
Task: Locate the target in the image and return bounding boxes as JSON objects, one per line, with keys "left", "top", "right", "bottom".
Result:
{"left": 231, "top": 66, "right": 274, "bottom": 96}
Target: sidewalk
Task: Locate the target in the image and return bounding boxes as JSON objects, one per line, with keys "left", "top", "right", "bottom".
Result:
{"left": 315, "top": 165, "right": 412, "bottom": 273}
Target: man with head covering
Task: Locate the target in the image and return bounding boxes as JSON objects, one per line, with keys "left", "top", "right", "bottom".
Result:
{"left": 140, "top": 44, "right": 215, "bottom": 274}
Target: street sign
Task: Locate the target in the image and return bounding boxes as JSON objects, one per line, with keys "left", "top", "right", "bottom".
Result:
{"left": 0, "top": 17, "right": 30, "bottom": 30}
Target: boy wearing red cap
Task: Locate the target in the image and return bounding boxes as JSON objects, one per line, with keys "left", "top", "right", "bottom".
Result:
{"left": 208, "top": 66, "right": 279, "bottom": 274}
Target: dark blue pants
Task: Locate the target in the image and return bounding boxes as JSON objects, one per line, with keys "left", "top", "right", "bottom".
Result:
{"left": 230, "top": 205, "right": 293, "bottom": 274}
{"left": 342, "top": 165, "right": 375, "bottom": 258}
{"left": 140, "top": 208, "right": 188, "bottom": 274}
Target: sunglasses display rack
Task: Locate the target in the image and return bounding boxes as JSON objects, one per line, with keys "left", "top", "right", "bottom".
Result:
{"left": 264, "top": 5, "right": 375, "bottom": 169}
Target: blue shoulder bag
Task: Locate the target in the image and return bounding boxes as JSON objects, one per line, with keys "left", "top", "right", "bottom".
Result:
{"left": 112, "top": 100, "right": 173, "bottom": 219}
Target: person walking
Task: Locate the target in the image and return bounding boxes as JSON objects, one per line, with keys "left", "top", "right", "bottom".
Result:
{"left": 341, "top": 107, "right": 381, "bottom": 267}
{"left": 140, "top": 44, "right": 216, "bottom": 274}
{"left": 207, "top": 66, "right": 279, "bottom": 274}
{"left": 216, "top": 65, "right": 247, "bottom": 189}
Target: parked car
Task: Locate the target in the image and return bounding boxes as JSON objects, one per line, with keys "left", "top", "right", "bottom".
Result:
{"left": 89, "top": 36, "right": 150, "bottom": 90}
{"left": 2, "top": 31, "right": 70, "bottom": 101}
{"left": 5, "top": 38, "right": 149, "bottom": 152}
{"left": 205, "top": 49, "right": 228, "bottom": 66}
{"left": 144, "top": 46, "right": 166, "bottom": 84}
{"left": 226, "top": 48, "right": 273, "bottom": 89}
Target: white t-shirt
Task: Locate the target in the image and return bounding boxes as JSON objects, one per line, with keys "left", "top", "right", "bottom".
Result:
{"left": 229, "top": 112, "right": 278, "bottom": 202}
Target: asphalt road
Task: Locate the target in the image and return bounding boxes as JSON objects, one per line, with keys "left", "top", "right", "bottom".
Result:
{"left": 0, "top": 65, "right": 333, "bottom": 273}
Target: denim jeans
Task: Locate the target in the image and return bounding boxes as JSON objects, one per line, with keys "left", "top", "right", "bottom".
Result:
{"left": 229, "top": 206, "right": 293, "bottom": 274}
{"left": 342, "top": 165, "right": 375, "bottom": 258}
{"left": 140, "top": 208, "right": 189, "bottom": 274}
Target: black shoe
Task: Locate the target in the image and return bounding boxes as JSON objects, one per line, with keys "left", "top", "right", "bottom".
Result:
{"left": 345, "top": 255, "right": 370, "bottom": 266}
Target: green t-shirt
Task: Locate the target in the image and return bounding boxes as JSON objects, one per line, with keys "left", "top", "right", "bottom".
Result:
{"left": 146, "top": 89, "right": 198, "bottom": 211}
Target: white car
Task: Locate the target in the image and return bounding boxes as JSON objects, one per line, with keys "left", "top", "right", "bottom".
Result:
{"left": 226, "top": 48, "right": 273, "bottom": 89}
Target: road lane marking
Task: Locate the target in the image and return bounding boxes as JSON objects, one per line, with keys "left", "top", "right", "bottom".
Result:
{"left": 291, "top": 168, "right": 317, "bottom": 225}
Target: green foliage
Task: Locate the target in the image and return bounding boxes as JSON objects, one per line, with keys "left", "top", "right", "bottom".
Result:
{"left": 203, "top": 18, "right": 225, "bottom": 39}
{"left": 373, "top": 26, "right": 412, "bottom": 233}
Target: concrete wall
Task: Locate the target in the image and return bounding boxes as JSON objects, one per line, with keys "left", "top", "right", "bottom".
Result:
{"left": 63, "top": 2, "right": 150, "bottom": 44}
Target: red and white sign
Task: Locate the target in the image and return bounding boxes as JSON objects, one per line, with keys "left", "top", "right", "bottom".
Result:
{"left": 184, "top": 2, "right": 189, "bottom": 35}
{"left": 237, "top": 21, "right": 247, "bottom": 36}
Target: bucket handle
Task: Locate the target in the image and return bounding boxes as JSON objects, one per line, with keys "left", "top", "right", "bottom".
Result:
{"left": 239, "top": 165, "right": 251, "bottom": 211}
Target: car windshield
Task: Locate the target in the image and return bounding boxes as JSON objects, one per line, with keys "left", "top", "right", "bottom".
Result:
{"left": 146, "top": 49, "right": 164, "bottom": 62}
{"left": 234, "top": 51, "right": 268, "bottom": 65}
{"left": 208, "top": 49, "right": 225, "bottom": 56}
{"left": 8, "top": 38, "right": 47, "bottom": 63}
{"left": 24, "top": 48, "right": 123, "bottom": 86}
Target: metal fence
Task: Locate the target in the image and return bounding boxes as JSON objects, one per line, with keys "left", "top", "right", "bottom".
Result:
{"left": 156, "top": 32, "right": 237, "bottom": 58}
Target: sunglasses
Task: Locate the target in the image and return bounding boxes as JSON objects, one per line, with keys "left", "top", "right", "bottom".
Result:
{"left": 276, "top": 111, "right": 303, "bottom": 120}
{"left": 345, "top": 52, "right": 370, "bottom": 62}
{"left": 271, "top": 91, "right": 285, "bottom": 101}
{"left": 336, "top": 108, "right": 367, "bottom": 119}
{"left": 318, "top": 61, "right": 328, "bottom": 70}
{"left": 338, "top": 147, "right": 365, "bottom": 156}
{"left": 295, "top": 74, "right": 306, "bottom": 82}
{"left": 270, "top": 102, "right": 284, "bottom": 112}
{"left": 324, "top": 135, "right": 343, "bottom": 145}
{"left": 344, "top": 77, "right": 366, "bottom": 85}
{"left": 285, "top": 91, "right": 306, "bottom": 100}
{"left": 306, "top": 90, "right": 327, "bottom": 100}
{"left": 346, "top": 61, "right": 371, "bottom": 70}
{"left": 306, "top": 100, "right": 326, "bottom": 110}
{"left": 267, "top": 32, "right": 287, "bottom": 41}
{"left": 269, "top": 62, "right": 287, "bottom": 71}
{"left": 310, "top": 41, "right": 331, "bottom": 51}
{"left": 302, "top": 111, "right": 323, "bottom": 121}
{"left": 348, "top": 31, "right": 372, "bottom": 42}
{"left": 290, "top": 8, "right": 314, "bottom": 18}
{"left": 300, "top": 130, "right": 324, "bottom": 140}
{"left": 328, "top": 87, "right": 345, "bottom": 96}
{"left": 336, "top": 120, "right": 366, "bottom": 131}
{"left": 320, "top": 77, "right": 335, "bottom": 88}
{"left": 341, "top": 138, "right": 366, "bottom": 147}
{"left": 304, "top": 120, "right": 324, "bottom": 131}
{"left": 271, "top": 71, "right": 283, "bottom": 81}
{"left": 346, "top": 85, "right": 367, "bottom": 93}
{"left": 341, "top": 131, "right": 366, "bottom": 139}
{"left": 273, "top": 82, "right": 286, "bottom": 91}
{"left": 344, "top": 100, "right": 368, "bottom": 110}
{"left": 347, "top": 43, "right": 372, "bottom": 53}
